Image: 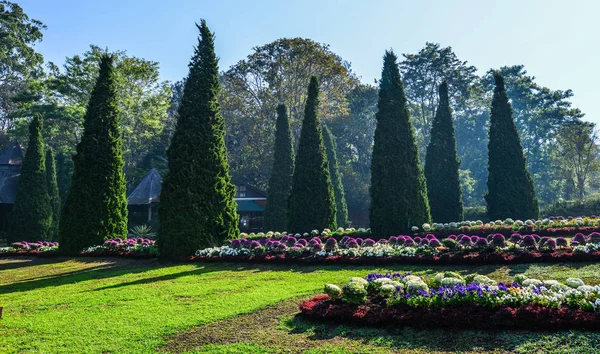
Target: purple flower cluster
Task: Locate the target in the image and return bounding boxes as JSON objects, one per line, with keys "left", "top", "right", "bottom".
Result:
{"left": 103, "top": 237, "right": 155, "bottom": 249}
{"left": 11, "top": 241, "right": 58, "bottom": 250}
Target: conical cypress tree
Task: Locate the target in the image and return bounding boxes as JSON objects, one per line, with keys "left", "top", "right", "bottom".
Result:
{"left": 485, "top": 72, "right": 539, "bottom": 220}
{"left": 287, "top": 76, "right": 336, "bottom": 232}
{"left": 323, "top": 125, "right": 348, "bottom": 228}
{"left": 263, "top": 104, "right": 294, "bottom": 231}
{"left": 159, "top": 20, "right": 239, "bottom": 258}
{"left": 59, "top": 55, "right": 128, "bottom": 254}
{"left": 8, "top": 115, "right": 52, "bottom": 242}
{"left": 424, "top": 81, "right": 463, "bottom": 222}
{"left": 46, "top": 148, "right": 61, "bottom": 241}
{"left": 370, "top": 51, "right": 430, "bottom": 236}
{"left": 55, "top": 151, "right": 72, "bottom": 203}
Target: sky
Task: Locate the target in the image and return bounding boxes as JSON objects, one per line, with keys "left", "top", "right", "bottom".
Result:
{"left": 19, "top": 0, "right": 600, "bottom": 124}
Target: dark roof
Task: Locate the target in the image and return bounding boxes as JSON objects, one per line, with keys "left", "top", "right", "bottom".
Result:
{"left": 0, "top": 141, "right": 23, "bottom": 165}
{"left": 127, "top": 168, "right": 162, "bottom": 205}
{"left": 0, "top": 165, "right": 20, "bottom": 204}
{"left": 236, "top": 199, "right": 266, "bottom": 212}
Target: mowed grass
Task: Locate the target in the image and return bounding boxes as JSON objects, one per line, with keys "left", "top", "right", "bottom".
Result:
{"left": 0, "top": 257, "right": 599, "bottom": 353}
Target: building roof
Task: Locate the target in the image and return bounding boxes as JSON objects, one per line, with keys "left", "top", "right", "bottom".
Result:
{"left": 0, "top": 165, "right": 20, "bottom": 204}
{"left": 236, "top": 199, "right": 266, "bottom": 212}
{"left": 127, "top": 168, "right": 162, "bottom": 205}
{"left": 127, "top": 169, "right": 267, "bottom": 213}
{"left": 0, "top": 141, "right": 23, "bottom": 165}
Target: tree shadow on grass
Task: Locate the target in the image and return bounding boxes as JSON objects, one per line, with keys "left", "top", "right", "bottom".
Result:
{"left": 0, "top": 257, "right": 69, "bottom": 272}
{"left": 0, "top": 257, "right": 218, "bottom": 295}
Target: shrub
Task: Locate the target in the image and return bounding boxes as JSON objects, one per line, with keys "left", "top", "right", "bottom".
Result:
{"left": 324, "top": 284, "right": 342, "bottom": 300}
{"left": 566, "top": 278, "right": 585, "bottom": 288}
{"left": 341, "top": 281, "right": 367, "bottom": 304}
{"left": 380, "top": 284, "right": 397, "bottom": 297}
{"left": 514, "top": 274, "right": 528, "bottom": 284}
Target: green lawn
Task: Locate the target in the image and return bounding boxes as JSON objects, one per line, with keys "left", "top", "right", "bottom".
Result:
{"left": 1, "top": 257, "right": 599, "bottom": 353}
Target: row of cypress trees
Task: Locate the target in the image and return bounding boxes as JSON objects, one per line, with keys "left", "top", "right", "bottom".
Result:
{"left": 8, "top": 55, "right": 129, "bottom": 252}
{"left": 369, "top": 51, "right": 539, "bottom": 236}
{"left": 7, "top": 21, "right": 539, "bottom": 255}
{"left": 263, "top": 78, "right": 349, "bottom": 233}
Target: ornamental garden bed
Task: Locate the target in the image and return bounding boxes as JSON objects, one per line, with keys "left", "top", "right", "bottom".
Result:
{"left": 299, "top": 273, "right": 600, "bottom": 331}
{"left": 237, "top": 216, "right": 600, "bottom": 242}
{"left": 0, "top": 238, "right": 158, "bottom": 258}
{"left": 194, "top": 232, "right": 600, "bottom": 265}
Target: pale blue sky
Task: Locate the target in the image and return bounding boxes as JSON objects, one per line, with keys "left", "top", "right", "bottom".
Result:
{"left": 20, "top": 0, "right": 599, "bottom": 123}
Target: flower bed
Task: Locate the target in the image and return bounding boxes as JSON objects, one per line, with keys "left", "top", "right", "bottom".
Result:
{"left": 237, "top": 216, "right": 600, "bottom": 242}
{"left": 193, "top": 232, "right": 600, "bottom": 265}
{"left": 299, "top": 273, "right": 600, "bottom": 330}
{"left": 0, "top": 238, "right": 159, "bottom": 258}
{"left": 0, "top": 241, "right": 59, "bottom": 257}
{"left": 80, "top": 238, "right": 159, "bottom": 258}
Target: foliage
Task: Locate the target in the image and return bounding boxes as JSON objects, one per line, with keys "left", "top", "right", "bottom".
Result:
{"left": 158, "top": 20, "right": 239, "bottom": 258}
{"left": 129, "top": 224, "right": 156, "bottom": 239}
{"left": 8, "top": 115, "right": 52, "bottom": 242}
{"left": 328, "top": 84, "right": 378, "bottom": 225}
{"left": 0, "top": 0, "right": 45, "bottom": 131}
{"left": 485, "top": 72, "right": 539, "bottom": 220}
{"left": 263, "top": 104, "right": 294, "bottom": 231}
{"left": 59, "top": 55, "right": 128, "bottom": 254}
{"left": 45, "top": 148, "right": 60, "bottom": 240}
{"left": 10, "top": 45, "right": 172, "bottom": 188}
{"left": 220, "top": 37, "right": 358, "bottom": 190}
{"left": 323, "top": 125, "right": 348, "bottom": 227}
{"left": 424, "top": 81, "right": 463, "bottom": 222}
{"left": 287, "top": 76, "right": 337, "bottom": 232}
{"left": 370, "top": 51, "right": 430, "bottom": 235}
{"left": 399, "top": 42, "right": 479, "bottom": 156}
{"left": 482, "top": 66, "right": 584, "bottom": 205}
{"left": 555, "top": 121, "right": 600, "bottom": 200}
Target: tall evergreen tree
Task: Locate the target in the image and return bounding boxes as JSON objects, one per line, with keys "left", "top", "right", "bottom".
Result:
{"left": 288, "top": 76, "right": 336, "bottom": 232}
{"left": 159, "top": 20, "right": 239, "bottom": 258}
{"left": 263, "top": 104, "right": 294, "bottom": 231}
{"left": 485, "top": 72, "right": 539, "bottom": 220}
{"left": 323, "top": 125, "right": 349, "bottom": 227}
{"left": 370, "top": 51, "right": 430, "bottom": 235}
{"left": 45, "top": 148, "right": 61, "bottom": 241}
{"left": 8, "top": 115, "right": 52, "bottom": 242}
{"left": 59, "top": 55, "right": 128, "bottom": 254}
{"left": 424, "top": 81, "right": 463, "bottom": 222}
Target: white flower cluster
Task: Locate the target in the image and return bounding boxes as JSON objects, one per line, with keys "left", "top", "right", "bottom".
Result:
{"left": 0, "top": 246, "right": 16, "bottom": 254}
{"left": 573, "top": 242, "right": 600, "bottom": 253}
{"left": 195, "top": 243, "right": 427, "bottom": 258}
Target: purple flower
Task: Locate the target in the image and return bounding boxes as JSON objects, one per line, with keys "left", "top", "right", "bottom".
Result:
{"left": 425, "top": 234, "right": 436, "bottom": 240}
{"left": 363, "top": 238, "right": 375, "bottom": 247}
{"left": 448, "top": 234, "right": 457, "bottom": 241}
{"left": 521, "top": 235, "right": 537, "bottom": 248}
{"left": 556, "top": 237, "right": 568, "bottom": 248}
{"left": 429, "top": 239, "right": 441, "bottom": 248}
{"left": 285, "top": 236, "right": 297, "bottom": 247}
{"left": 509, "top": 233, "right": 522, "bottom": 244}
{"left": 414, "top": 236, "right": 422, "bottom": 243}
{"left": 297, "top": 238, "right": 308, "bottom": 246}
{"left": 491, "top": 234, "right": 506, "bottom": 248}
{"left": 388, "top": 236, "right": 398, "bottom": 245}
{"left": 355, "top": 238, "right": 363, "bottom": 246}
{"left": 458, "top": 235, "right": 472, "bottom": 246}
{"left": 346, "top": 240, "right": 359, "bottom": 249}
{"left": 250, "top": 241, "right": 261, "bottom": 249}
{"left": 324, "top": 238, "right": 338, "bottom": 252}
{"left": 572, "top": 233, "right": 588, "bottom": 245}
{"left": 589, "top": 232, "right": 600, "bottom": 244}
{"left": 475, "top": 237, "right": 489, "bottom": 249}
